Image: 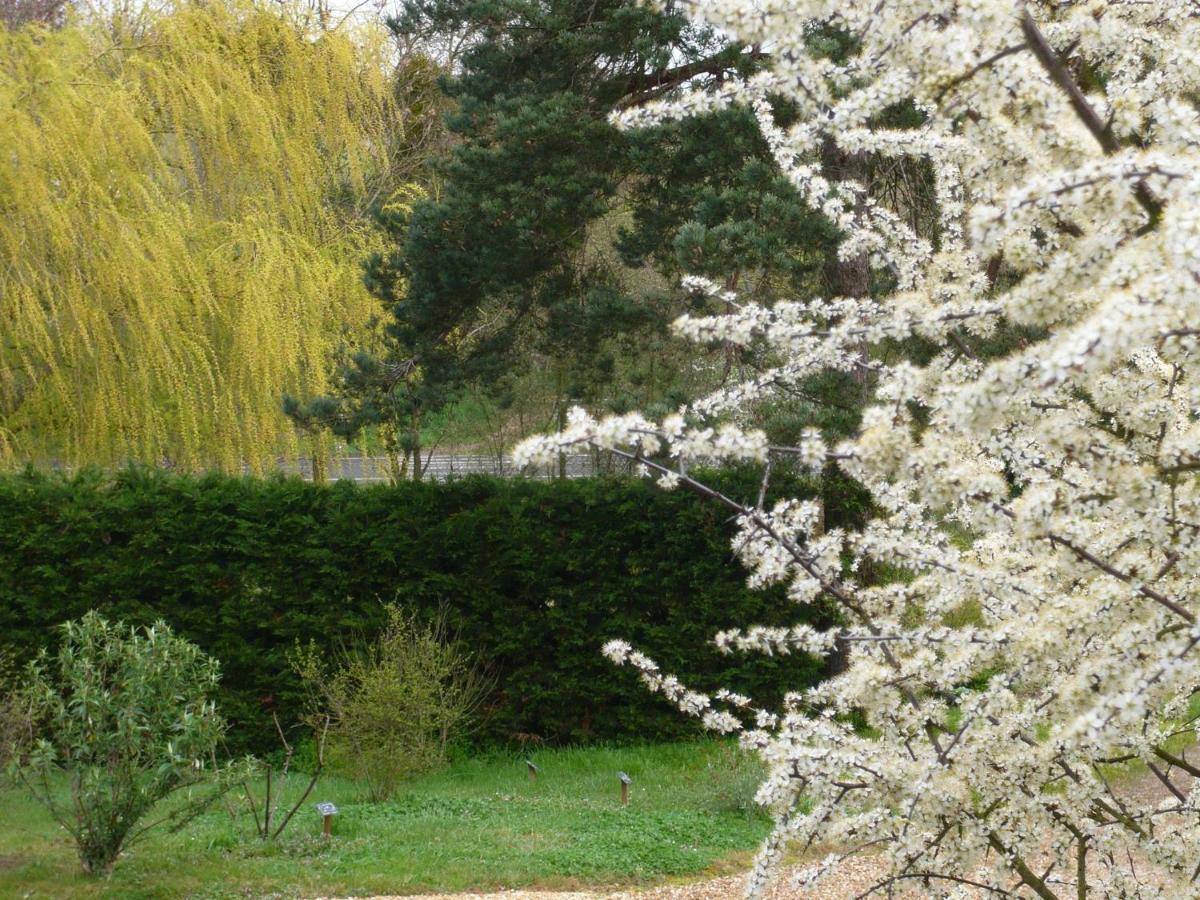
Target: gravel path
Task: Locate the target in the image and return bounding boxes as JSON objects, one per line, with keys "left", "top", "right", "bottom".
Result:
{"left": 359, "top": 858, "right": 912, "bottom": 900}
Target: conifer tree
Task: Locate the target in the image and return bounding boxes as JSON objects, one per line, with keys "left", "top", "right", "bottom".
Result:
{"left": 362, "top": 0, "right": 841, "bottom": 437}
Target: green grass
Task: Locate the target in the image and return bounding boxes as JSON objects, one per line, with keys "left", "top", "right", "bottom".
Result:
{"left": 0, "top": 741, "right": 770, "bottom": 898}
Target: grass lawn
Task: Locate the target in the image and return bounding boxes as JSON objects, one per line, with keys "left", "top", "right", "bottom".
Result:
{"left": 0, "top": 740, "right": 771, "bottom": 899}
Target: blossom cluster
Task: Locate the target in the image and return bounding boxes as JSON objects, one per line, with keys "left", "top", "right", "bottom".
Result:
{"left": 518, "top": 2, "right": 1200, "bottom": 896}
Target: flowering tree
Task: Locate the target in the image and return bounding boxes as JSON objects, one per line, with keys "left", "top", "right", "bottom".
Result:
{"left": 516, "top": 2, "right": 1200, "bottom": 896}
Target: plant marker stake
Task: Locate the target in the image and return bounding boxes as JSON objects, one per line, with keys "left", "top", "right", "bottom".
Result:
{"left": 617, "top": 771, "right": 631, "bottom": 806}
{"left": 315, "top": 801, "right": 338, "bottom": 839}
{"left": 526, "top": 759, "right": 540, "bottom": 783}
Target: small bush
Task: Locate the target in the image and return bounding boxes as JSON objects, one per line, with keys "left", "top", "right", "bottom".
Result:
{"left": 293, "top": 604, "right": 491, "bottom": 800}
{"left": 234, "top": 711, "right": 329, "bottom": 841}
{"left": 0, "top": 649, "right": 31, "bottom": 770}
{"left": 10, "top": 612, "right": 238, "bottom": 874}
{"left": 699, "top": 741, "right": 767, "bottom": 818}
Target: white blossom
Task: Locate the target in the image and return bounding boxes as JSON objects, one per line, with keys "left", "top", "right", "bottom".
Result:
{"left": 530, "top": 2, "right": 1200, "bottom": 896}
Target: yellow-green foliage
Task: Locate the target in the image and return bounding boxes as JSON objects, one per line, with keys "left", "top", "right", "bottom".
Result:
{"left": 0, "top": 2, "right": 411, "bottom": 470}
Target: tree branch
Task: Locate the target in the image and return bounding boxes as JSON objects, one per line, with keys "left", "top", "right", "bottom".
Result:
{"left": 1020, "top": 8, "right": 1162, "bottom": 228}
{"left": 614, "top": 49, "right": 765, "bottom": 110}
{"left": 989, "top": 833, "right": 1062, "bottom": 900}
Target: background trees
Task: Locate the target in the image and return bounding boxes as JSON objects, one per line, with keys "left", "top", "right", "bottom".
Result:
{"left": 0, "top": 0, "right": 874, "bottom": 476}
{"left": 316, "top": 0, "right": 843, "bottom": 468}
{"left": 0, "top": 0, "right": 66, "bottom": 29}
{"left": 0, "top": 1, "right": 426, "bottom": 472}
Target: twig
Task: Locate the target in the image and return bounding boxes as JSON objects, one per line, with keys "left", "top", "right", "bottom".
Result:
{"left": 270, "top": 715, "right": 330, "bottom": 840}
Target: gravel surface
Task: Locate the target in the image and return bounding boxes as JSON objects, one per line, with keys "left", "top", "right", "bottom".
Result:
{"left": 355, "top": 859, "right": 912, "bottom": 900}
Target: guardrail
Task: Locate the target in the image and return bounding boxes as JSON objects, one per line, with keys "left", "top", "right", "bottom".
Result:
{"left": 274, "top": 453, "right": 600, "bottom": 482}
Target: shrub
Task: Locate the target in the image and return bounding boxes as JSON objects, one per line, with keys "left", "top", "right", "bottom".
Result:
{"left": 10, "top": 612, "right": 236, "bottom": 874}
{"left": 0, "top": 467, "right": 867, "bottom": 750}
{"left": 293, "top": 604, "right": 490, "bottom": 800}
{"left": 699, "top": 741, "right": 767, "bottom": 819}
{"left": 0, "top": 649, "right": 30, "bottom": 771}
{"left": 235, "top": 711, "right": 329, "bottom": 841}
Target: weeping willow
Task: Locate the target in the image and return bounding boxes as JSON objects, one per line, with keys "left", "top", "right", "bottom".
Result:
{"left": 0, "top": 1, "right": 414, "bottom": 471}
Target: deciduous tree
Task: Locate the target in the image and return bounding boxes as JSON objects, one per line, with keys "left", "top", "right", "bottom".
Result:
{"left": 0, "top": 0, "right": 420, "bottom": 471}
{"left": 519, "top": 2, "right": 1200, "bottom": 895}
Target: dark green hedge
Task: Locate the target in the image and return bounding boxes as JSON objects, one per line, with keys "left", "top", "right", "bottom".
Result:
{"left": 0, "top": 467, "right": 867, "bottom": 752}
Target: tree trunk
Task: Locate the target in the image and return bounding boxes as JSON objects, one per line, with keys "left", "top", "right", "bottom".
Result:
{"left": 410, "top": 413, "right": 424, "bottom": 482}
{"left": 557, "top": 401, "right": 567, "bottom": 480}
{"left": 821, "top": 142, "right": 870, "bottom": 675}
{"left": 382, "top": 427, "right": 404, "bottom": 484}
{"left": 556, "top": 369, "right": 568, "bottom": 480}
{"left": 822, "top": 141, "right": 872, "bottom": 397}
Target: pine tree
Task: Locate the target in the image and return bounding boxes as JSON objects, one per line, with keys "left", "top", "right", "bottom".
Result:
{"left": 360, "top": 0, "right": 840, "bottom": 438}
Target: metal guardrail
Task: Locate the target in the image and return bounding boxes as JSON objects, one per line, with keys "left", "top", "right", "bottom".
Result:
{"left": 275, "top": 453, "right": 599, "bottom": 482}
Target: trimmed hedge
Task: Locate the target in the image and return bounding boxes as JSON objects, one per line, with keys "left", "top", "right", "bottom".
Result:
{"left": 0, "top": 467, "right": 867, "bottom": 752}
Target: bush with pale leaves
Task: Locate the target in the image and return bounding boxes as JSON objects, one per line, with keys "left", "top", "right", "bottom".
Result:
{"left": 518, "top": 2, "right": 1200, "bottom": 897}
{"left": 11, "top": 613, "right": 236, "bottom": 876}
